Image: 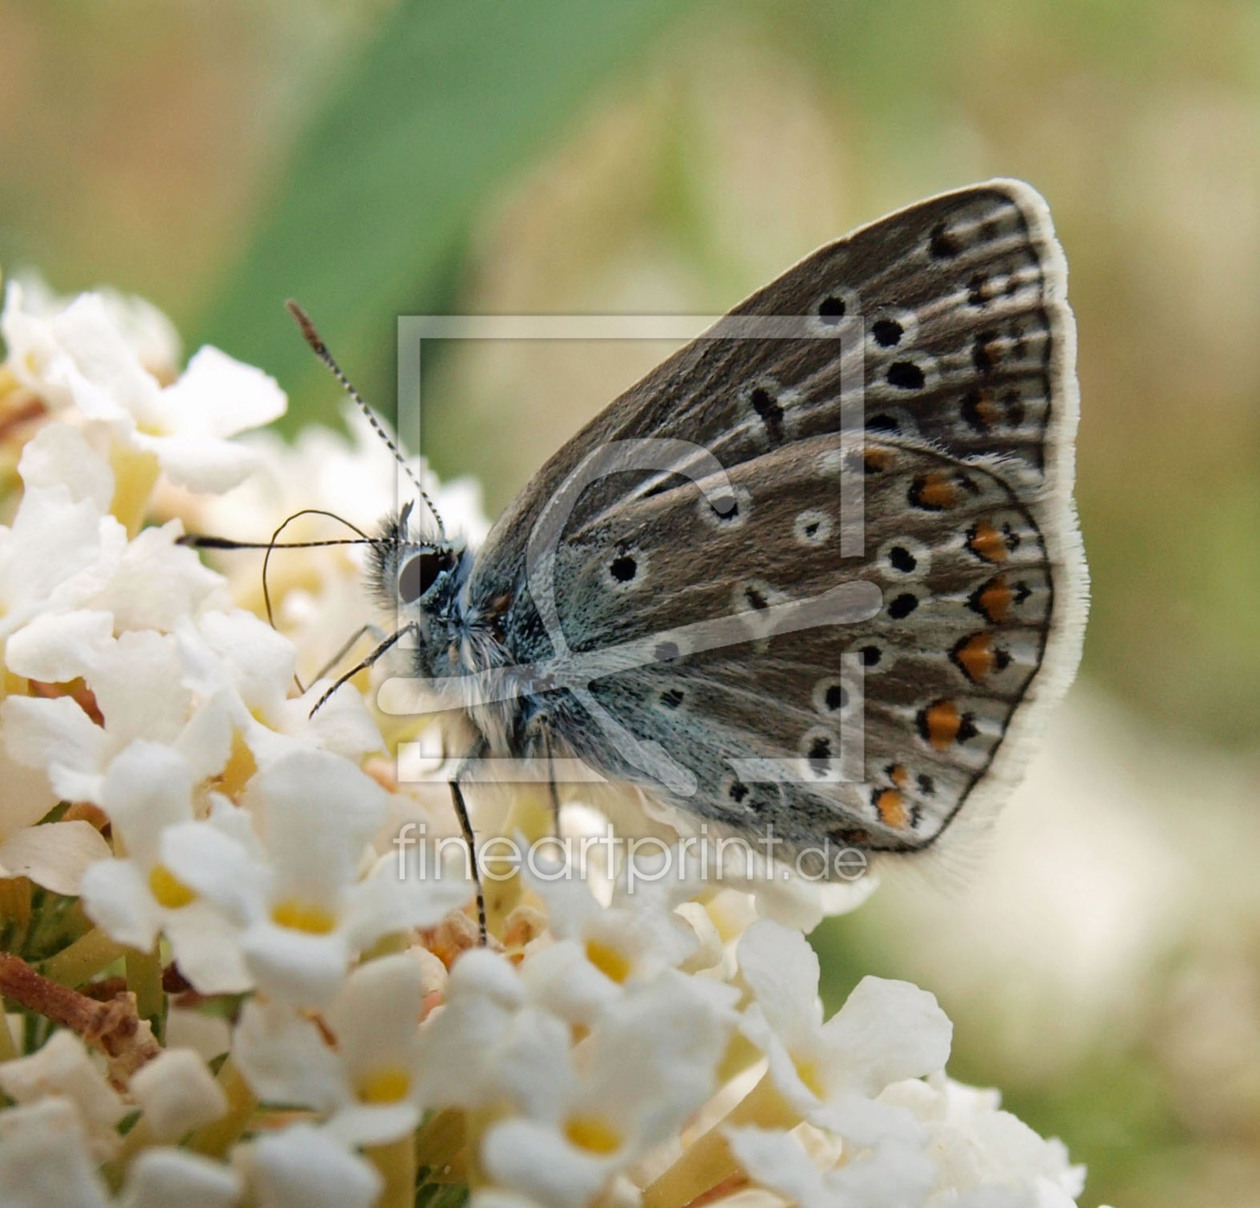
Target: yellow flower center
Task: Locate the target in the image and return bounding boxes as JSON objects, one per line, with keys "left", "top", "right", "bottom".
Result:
{"left": 585, "top": 939, "right": 632, "bottom": 985}
{"left": 271, "top": 898, "right": 337, "bottom": 934}
{"left": 564, "top": 1114, "right": 622, "bottom": 1155}
{"left": 108, "top": 446, "right": 161, "bottom": 538}
{"left": 148, "top": 863, "right": 196, "bottom": 909}
{"left": 216, "top": 729, "right": 258, "bottom": 798}
{"left": 357, "top": 1065, "right": 411, "bottom": 1104}
{"left": 793, "top": 1055, "right": 826, "bottom": 1099}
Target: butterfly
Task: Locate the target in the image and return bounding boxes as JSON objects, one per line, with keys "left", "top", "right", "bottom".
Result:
{"left": 206, "top": 179, "right": 1086, "bottom": 933}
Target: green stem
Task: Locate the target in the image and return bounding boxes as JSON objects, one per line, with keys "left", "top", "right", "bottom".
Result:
{"left": 40, "top": 928, "right": 126, "bottom": 988}
{"left": 125, "top": 946, "right": 164, "bottom": 1040}
{"left": 414, "top": 1107, "right": 466, "bottom": 1173}
{"left": 0, "top": 1000, "right": 17, "bottom": 1061}
{"left": 367, "top": 1134, "right": 418, "bottom": 1208}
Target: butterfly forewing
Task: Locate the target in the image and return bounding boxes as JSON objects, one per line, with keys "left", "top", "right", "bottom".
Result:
{"left": 476, "top": 181, "right": 1072, "bottom": 563}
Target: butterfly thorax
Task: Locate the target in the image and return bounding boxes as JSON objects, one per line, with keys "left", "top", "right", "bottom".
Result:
{"left": 369, "top": 507, "right": 534, "bottom": 755}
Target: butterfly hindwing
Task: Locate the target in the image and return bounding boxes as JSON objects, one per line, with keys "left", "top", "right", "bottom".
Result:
{"left": 542, "top": 435, "right": 1054, "bottom": 855}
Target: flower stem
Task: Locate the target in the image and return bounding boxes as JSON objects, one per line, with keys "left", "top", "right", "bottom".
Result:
{"left": 641, "top": 1073, "right": 798, "bottom": 1208}
{"left": 0, "top": 951, "right": 160, "bottom": 1077}
{"left": 40, "top": 928, "right": 127, "bottom": 988}
{"left": 367, "top": 1134, "right": 418, "bottom": 1208}
{"left": 414, "top": 1107, "right": 466, "bottom": 1173}
{"left": 0, "top": 877, "right": 32, "bottom": 930}
{"left": 125, "top": 946, "right": 164, "bottom": 1039}
{"left": 0, "top": 1003, "right": 16, "bottom": 1061}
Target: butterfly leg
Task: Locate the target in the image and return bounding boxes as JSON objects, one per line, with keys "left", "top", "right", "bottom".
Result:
{"left": 306, "top": 622, "right": 385, "bottom": 688}
{"left": 450, "top": 735, "right": 490, "bottom": 944}
{"left": 448, "top": 775, "right": 486, "bottom": 947}
{"left": 540, "top": 724, "right": 562, "bottom": 840}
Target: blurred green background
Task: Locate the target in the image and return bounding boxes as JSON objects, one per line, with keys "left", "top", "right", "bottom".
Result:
{"left": 2, "top": 2, "right": 1258, "bottom": 1204}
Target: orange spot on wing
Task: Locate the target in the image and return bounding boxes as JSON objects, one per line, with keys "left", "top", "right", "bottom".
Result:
{"left": 967, "top": 520, "right": 1007, "bottom": 563}
{"left": 974, "top": 575, "right": 1013, "bottom": 623}
{"left": 863, "top": 447, "right": 894, "bottom": 473}
{"left": 952, "top": 633, "right": 995, "bottom": 683}
{"left": 910, "top": 472, "right": 959, "bottom": 510}
{"left": 888, "top": 763, "right": 909, "bottom": 789}
{"left": 922, "top": 700, "right": 961, "bottom": 751}
{"left": 874, "top": 789, "right": 908, "bottom": 828}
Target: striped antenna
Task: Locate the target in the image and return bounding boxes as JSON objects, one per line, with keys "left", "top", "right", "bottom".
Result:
{"left": 285, "top": 300, "right": 446, "bottom": 539}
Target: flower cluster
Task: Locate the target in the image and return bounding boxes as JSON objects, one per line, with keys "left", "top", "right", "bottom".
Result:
{"left": 0, "top": 278, "right": 1095, "bottom": 1207}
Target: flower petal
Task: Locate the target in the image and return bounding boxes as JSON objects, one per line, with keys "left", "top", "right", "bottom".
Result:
{"left": 233, "top": 999, "right": 347, "bottom": 1113}
{"left": 244, "top": 1123, "right": 381, "bottom": 1208}
{"left": 0, "top": 1097, "right": 110, "bottom": 1208}
{"left": 160, "top": 346, "right": 286, "bottom": 442}
{"left": 738, "top": 920, "right": 824, "bottom": 1042}
{"left": 80, "top": 858, "right": 162, "bottom": 952}
{"left": 129, "top": 1049, "right": 228, "bottom": 1142}
{"left": 824, "top": 977, "right": 952, "bottom": 1094}
{"left": 0, "top": 821, "right": 111, "bottom": 896}
{"left": 120, "top": 1147, "right": 241, "bottom": 1208}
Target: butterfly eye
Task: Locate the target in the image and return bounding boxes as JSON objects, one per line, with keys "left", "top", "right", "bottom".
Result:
{"left": 398, "top": 551, "right": 448, "bottom": 604}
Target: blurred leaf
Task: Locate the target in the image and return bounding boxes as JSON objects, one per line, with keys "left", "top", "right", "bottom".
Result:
{"left": 193, "top": 0, "right": 692, "bottom": 431}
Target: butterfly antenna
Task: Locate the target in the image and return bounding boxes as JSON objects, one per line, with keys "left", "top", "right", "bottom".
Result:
{"left": 285, "top": 300, "right": 446, "bottom": 539}
{"left": 260, "top": 509, "right": 374, "bottom": 637}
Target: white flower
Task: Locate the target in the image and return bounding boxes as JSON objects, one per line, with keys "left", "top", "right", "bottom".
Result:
{"left": 1, "top": 423, "right": 221, "bottom": 643}
{"left": 0, "top": 426, "right": 126, "bottom": 644}
{"left": 480, "top": 975, "right": 737, "bottom": 1208}
{"left": 128, "top": 1049, "right": 229, "bottom": 1142}
{"left": 517, "top": 848, "right": 710, "bottom": 1026}
{"left": 1, "top": 275, "right": 181, "bottom": 382}
{"left": 174, "top": 609, "right": 383, "bottom": 769}
{"left": 236, "top": 1121, "right": 382, "bottom": 1208}
{"left": 727, "top": 1125, "right": 937, "bottom": 1208}
{"left": 0, "top": 740, "right": 110, "bottom": 894}
{"left": 2, "top": 613, "right": 233, "bottom": 805}
{"left": 118, "top": 1148, "right": 241, "bottom": 1208}
{"left": 882, "top": 1076, "right": 1086, "bottom": 1206}
{"left": 78, "top": 741, "right": 255, "bottom": 993}
{"left": 83, "top": 522, "right": 226, "bottom": 634}
{"left": 416, "top": 948, "right": 573, "bottom": 1115}
{"left": 1, "top": 282, "right": 285, "bottom": 493}
{"left": 0, "top": 1097, "right": 110, "bottom": 1208}
{"left": 737, "top": 921, "right": 951, "bottom": 1145}
{"left": 181, "top": 748, "right": 469, "bottom": 1005}
{"left": 0, "top": 1031, "right": 125, "bottom": 1158}
{"left": 233, "top": 953, "right": 427, "bottom": 1146}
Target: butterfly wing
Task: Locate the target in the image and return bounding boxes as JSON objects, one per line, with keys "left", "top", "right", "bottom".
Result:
{"left": 474, "top": 179, "right": 1078, "bottom": 577}
{"left": 464, "top": 179, "right": 1084, "bottom": 855}
{"left": 543, "top": 434, "right": 1059, "bottom": 853}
